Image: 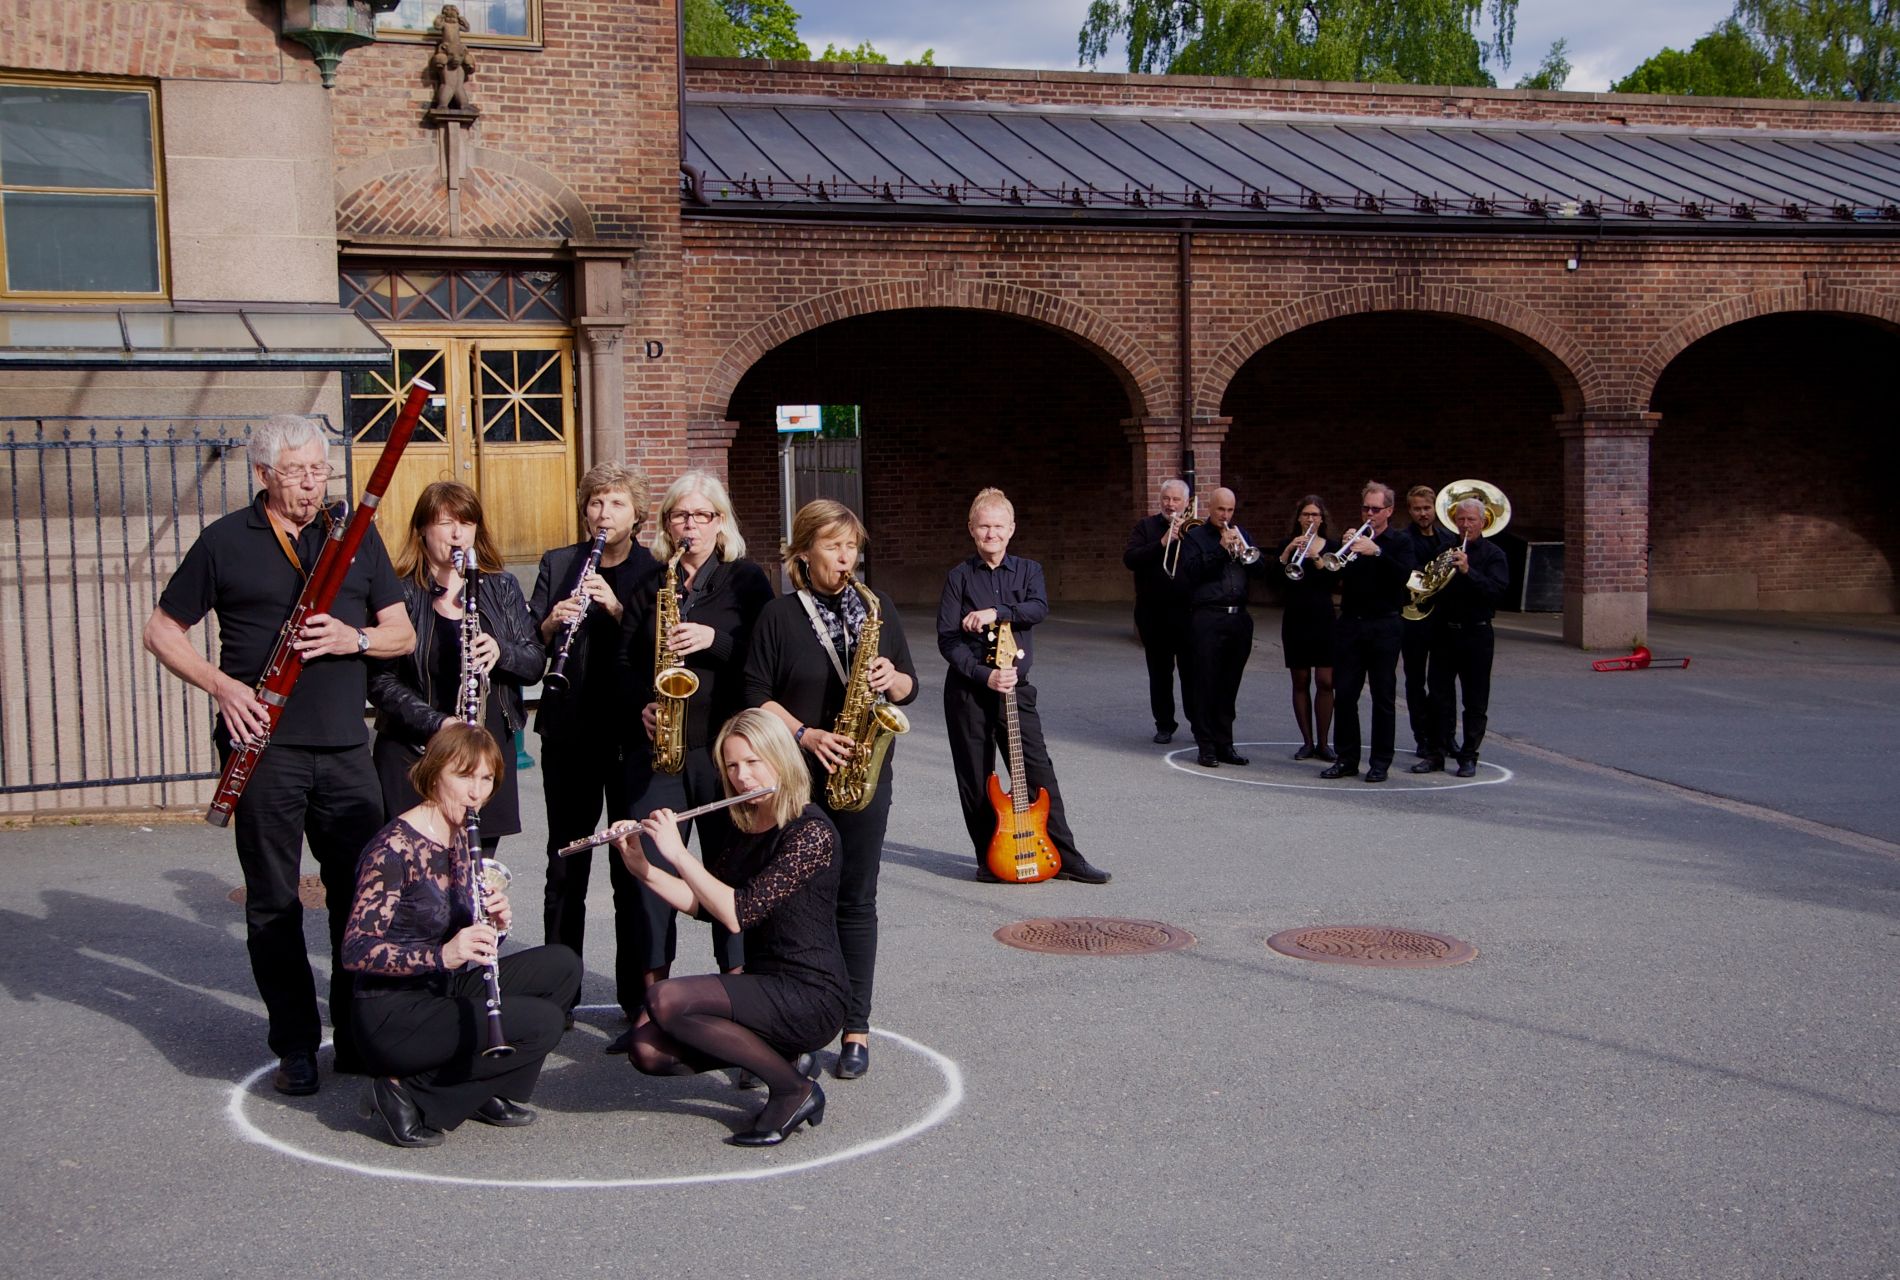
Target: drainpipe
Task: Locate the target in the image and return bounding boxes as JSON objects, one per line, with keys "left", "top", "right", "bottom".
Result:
{"left": 678, "top": 0, "right": 708, "bottom": 205}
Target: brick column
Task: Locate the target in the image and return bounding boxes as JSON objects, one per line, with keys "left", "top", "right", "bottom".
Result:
{"left": 1555, "top": 411, "right": 1659, "bottom": 649}
{"left": 686, "top": 419, "right": 740, "bottom": 481}
{"left": 1123, "top": 416, "right": 1182, "bottom": 518}
{"left": 1186, "top": 416, "right": 1232, "bottom": 508}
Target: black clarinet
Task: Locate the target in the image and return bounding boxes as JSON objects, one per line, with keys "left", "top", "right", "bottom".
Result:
{"left": 464, "top": 814, "right": 514, "bottom": 1060}
{"left": 543, "top": 527, "right": 608, "bottom": 692}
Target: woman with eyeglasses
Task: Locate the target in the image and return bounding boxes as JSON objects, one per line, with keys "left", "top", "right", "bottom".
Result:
{"left": 606, "top": 471, "right": 773, "bottom": 1056}
{"left": 1277, "top": 494, "right": 1337, "bottom": 762}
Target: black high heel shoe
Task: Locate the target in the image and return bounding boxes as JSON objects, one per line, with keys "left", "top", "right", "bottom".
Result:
{"left": 358, "top": 1077, "right": 445, "bottom": 1148}
{"left": 729, "top": 1081, "right": 826, "bottom": 1147}
{"left": 1293, "top": 744, "right": 1316, "bottom": 761}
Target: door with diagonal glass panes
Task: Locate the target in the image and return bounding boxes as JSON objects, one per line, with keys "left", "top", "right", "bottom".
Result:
{"left": 346, "top": 331, "right": 577, "bottom": 562}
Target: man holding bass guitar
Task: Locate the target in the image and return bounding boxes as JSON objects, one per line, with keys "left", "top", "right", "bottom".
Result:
{"left": 937, "top": 489, "right": 1110, "bottom": 886}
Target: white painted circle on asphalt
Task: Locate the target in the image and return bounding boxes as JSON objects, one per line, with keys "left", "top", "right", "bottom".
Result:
{"left": 1163, "top": 742, "right": 1512, "bottom": 792}
{"left": 226, "top": 1014, "right": 962, "bottom": 1187}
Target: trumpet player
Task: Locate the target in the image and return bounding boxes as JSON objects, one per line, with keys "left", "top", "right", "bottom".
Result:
{"left": 1276, "top": 495, "right": 1337, "bottom": 762}
{"left": 1122, "top": 479, "right": 1191, "bottom": 744}
{"left": 1320, "top": 482, "right": 1418, "bottom": 783}
{"left": 1399, "top": 485, "right": 1458, "bottom": 758}
{"left": 1179, "top": 487, "right": 1269, "bottom": 769}
{"left": 527, "top": 462, "right": 656, "bottom": 1026}
{"left": 613, "top": 472, "right": 773, "bottom": 1054}
{"left": 1414, "top": 498, "right": 1510, "bottom": 778}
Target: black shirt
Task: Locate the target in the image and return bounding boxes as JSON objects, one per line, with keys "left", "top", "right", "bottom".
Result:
{"left": 1336, "top": 526, "right": 1420, "bottom": 619}
{"left": 158, "top": 492, "right": 402, "bottom": 748}
{"left": 1431, "top": 538, "right": 1511, "bottom": 624}
{"left": 528, "top": 540, "right": 659, "bottom": 743}
{"left": 1179, "top": 521, "right": 1270, "bottom": 609}
{"left": 1123, "top": 513, "right": 1186, "bottom": 607}
{"left": 1398, "top": 521, "right": 1458, "bottom": 583}
{"left": 623, "top": 556, "right": 775, "bottom": 748}
{"left": 937, "top": 554, "right": 1049, "bottom": 683}
{"left": 743, "top": 585, "right": 920, "bottom": 743}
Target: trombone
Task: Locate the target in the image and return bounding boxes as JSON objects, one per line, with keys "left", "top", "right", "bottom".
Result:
{"left": 1159, "top": 498, "right": 1204, "bottom": 579}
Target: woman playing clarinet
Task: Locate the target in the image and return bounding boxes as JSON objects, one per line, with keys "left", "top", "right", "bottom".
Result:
{"left": 609, "top": 471, "right": 773, "bottom": 1055}
{"left": 346, "top": 723, "right": 580, "bottom": 1148}
{"left": 616, "top": 710, "right": 846, "bottom": 1146}
{"left": 368, "top": 481, "right": 542, "bottom": 853}
{"left": 1278, "top": 494, "right": 1338, "bottom": 762}
{"left": 742, "top": 500, "right": 917, "bottom": 1082}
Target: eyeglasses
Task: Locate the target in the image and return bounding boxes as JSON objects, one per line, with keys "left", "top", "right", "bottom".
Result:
{"left": 265, "top": 463, "right": 334, "bottom": 483}
{"left": 668, "top": 509, "right": 720, "bottom": 525}
{"left": 1362, "top": 503, "right": 1388, "bottom": 512}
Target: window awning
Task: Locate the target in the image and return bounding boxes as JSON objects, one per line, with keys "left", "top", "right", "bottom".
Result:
{"left": 0, "top": 304, "right": 392, "bottom": 370}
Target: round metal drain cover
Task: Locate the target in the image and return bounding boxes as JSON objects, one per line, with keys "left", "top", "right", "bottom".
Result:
{"left": 1267, "top": 925, "right": 1476, "bottom": 968}
{"left": 995, "top": 917, "right": 1195, "bottom": 956}
{"left": 228, "top": 875, "right": 327, "bottom": 909}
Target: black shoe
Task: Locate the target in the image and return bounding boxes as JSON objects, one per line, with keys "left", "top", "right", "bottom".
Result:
{"left": 835, "top": 1041, "right": 870, "bottom": 1080}
{"left": 1313, "top": 746, "right": 1337, "bottom": 762}
{"left": 1365, "top": 766, "right": 1389, "bottom": 783}
{"left": 359, "top": 1078, "right": 445, "bottom": 1148}
{"left": 793, "top": 1052, "right": 821, "bottom": 1080}
{"left": 974, "top": 866, "right": 1000, "bottom": 883}
{"left": 1455, "top": 759, "right": 1478, "bottom": 778}
{"left": 1409, "top": 757, "right": 1444, "bottom": 774}
{"left": 1153, "top": 729, "right": 1174, "bottom": 744}
{"left": 473, "top": 1096, "right": 536, "bottom": 1127}
{"left": 1319, "top": 762, "right": 1357, "bottom": 779}
{"left": 1215, "top": 747, "right": 1249, "bottom": 766}
{"left": 1055, "top": 855, "right": 1111, "bottom": 885}
{"left": 1293, "top": 744, "right": 1316, "bottom": 760}
{"left": 730, "top": 1081, "right": 826, "bottom": 1147}
{"left": 603, "top": 1027, "right": 636, "bottom": 1055}
{"left": 1196, "top": 750, "right": 1220, "bottom": 768}
{"left": 272, "top": 1051, "right": 319, "bottom": 1097}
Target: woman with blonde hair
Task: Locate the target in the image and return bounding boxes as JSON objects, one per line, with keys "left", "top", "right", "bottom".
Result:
{"left": 742, "top": 499, "right": 917, "bottom": 1081}
{"left": 615, "top": 709, "right": 846, "bottom": 1146}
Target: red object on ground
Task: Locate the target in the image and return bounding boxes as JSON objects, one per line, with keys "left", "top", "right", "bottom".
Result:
{"left": 1592, "top": 645, "right": 1691, "bottom": 671}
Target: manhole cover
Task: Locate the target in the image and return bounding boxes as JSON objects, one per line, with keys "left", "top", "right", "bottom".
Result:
{"left": 1267, "top": 925, "right": 1476, "bottom": 968}
{"left": 228, "top": 875, "right": 327, "bottom": 909}
{"left": 995, "top": 917, "right": 1195, "bottom": 956}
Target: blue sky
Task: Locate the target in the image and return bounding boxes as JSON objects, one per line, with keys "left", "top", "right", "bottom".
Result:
{"left": 790, "top": 0, "right": 1738, "bottom": 93}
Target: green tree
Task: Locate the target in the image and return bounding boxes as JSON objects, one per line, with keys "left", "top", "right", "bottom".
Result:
{"left": 684, "top": 0, "right": 744, "bottom": 57}
{"left": 1611, "top": 18, "right": 1800, "bottom": 96}
{"left": 722, "top": 0, "right": 811, "bottom": 60}
{"left": 1736, "top": 0, "right": 1898, "bottom": 100}
{"left": 1514, "top": 36, "right": 1571, "bottom": 89}
{"left": 816, "top": 41, "right": 938, "bottom": 64}
{"left": 1079, "top": 0, "right": 1519, "bottom": 86}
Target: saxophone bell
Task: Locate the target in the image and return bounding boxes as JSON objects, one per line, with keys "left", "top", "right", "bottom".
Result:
{"left": 651, "top": 537, "right": 698, "bottom": 774}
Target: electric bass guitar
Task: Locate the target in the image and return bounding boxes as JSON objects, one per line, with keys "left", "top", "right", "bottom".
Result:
{"left": 981, "top": 621, "right": 1060, "bottom": 883}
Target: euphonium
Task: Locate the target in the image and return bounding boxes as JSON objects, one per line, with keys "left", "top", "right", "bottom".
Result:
{"left": 650, "top": 538, "right": 700, "bottom": 774}
{"left": 825, "top": 572, "right": 910, "bottom": 813}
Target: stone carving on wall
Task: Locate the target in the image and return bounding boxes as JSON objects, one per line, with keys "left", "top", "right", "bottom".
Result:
{"left": 428, "top": 4, "right": 478, "bottom": 113}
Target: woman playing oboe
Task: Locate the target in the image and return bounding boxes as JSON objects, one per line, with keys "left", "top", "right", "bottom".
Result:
{"left": 345, "top": 723, "right": 580, "bottom": 1148}
{"left": 615, "top": 710, "right": 846, "bottom": 1146}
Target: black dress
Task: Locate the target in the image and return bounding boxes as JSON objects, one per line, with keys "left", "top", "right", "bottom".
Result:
{"left": 707, "top": 805, "right": 850, "bottom": 1056}
{"left": 1280, "top": 549, "right": 1337, "bottom": 670}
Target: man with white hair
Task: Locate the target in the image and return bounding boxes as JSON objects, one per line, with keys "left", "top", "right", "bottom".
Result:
{"left": 1413, "top": 497, "right": 1510, "bottom": 778}
{"left": 144, "top": 414, "right": 414, "bottom": 1097}
{"left": 1122, "top": 478, "right": 1191, "bottom": 743}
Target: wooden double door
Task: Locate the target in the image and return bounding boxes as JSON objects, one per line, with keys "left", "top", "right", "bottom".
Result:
{"left": 346, "top": 329, "right": 578, "bottom": 562}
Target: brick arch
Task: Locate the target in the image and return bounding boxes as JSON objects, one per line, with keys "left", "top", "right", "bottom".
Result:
{"left": 1637, "top": 284, "right": 1900, "bottom": 410}
{"left": 698, "top": 280, "right": 1166, "bottom": 423}
{"left": 334, "top": 145, "right": 593, "bottom": 240}
{"left": 1197, "top": 283, "right": 1598, "bottom": 419}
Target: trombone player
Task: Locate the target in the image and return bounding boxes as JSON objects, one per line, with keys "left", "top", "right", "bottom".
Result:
{"left": 1178, "top": 487, "right": 1267, "bottom": 769}
{"left": 1413, "top": 496, "right": 1510, "bottom": 778}
{"left": 1122, "top": 479, "right": 1192, "bottom": 744}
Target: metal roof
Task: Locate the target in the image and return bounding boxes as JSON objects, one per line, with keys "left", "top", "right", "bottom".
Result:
{"left": 684, "top": 95, "right": 1900, "bottom": 234}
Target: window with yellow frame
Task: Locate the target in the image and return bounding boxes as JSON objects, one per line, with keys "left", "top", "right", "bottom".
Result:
{"left": 0, "top": 74, "right": 167, "bottom": 300}
{"left": 375, "top": 0, "right": 542, "bottom": 47}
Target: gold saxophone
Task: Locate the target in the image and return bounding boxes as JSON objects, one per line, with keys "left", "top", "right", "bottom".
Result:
{"left": 824, "top": 573, "right": 910, "bottom": 813}
{"left": 650, "top": 540, "right": 700, "bottom": 774}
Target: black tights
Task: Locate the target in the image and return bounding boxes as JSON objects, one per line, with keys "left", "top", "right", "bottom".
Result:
{"left": 628, "top": 975, "right": 812, "bottom": 1133}
{"left": 1290, "top": 667, "right": 1335, "bottom": 749}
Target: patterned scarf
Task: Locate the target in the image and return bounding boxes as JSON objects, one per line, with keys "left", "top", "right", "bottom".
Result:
{"left": 800, "top": 582, "right": 867, "bottom": 681}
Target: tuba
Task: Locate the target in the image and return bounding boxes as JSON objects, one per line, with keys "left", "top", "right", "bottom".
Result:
{"left": 1401, "top": 479, "right": 1511, "bottom": 622}
{"left": 824, "top": 572, "right": 910, "bottom": 813}
{"left": 650, "top": 539, "right": 700, "bottom": 774}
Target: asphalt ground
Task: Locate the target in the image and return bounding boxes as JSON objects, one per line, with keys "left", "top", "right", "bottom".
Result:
{"left": 2, "top": 605, "right": 1896, "bottom": 1280}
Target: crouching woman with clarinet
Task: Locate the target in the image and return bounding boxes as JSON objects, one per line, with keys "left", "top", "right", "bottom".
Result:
{"left": 613, "top": 709, "right": 846, "bottom": 1147}
{"left": 345, "top": 723, "right": 580, "bottom": 1148}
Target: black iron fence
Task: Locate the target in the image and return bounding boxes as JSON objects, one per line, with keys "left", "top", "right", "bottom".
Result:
{"left": 0, "top": 415, "right": 346, "bottom": 809}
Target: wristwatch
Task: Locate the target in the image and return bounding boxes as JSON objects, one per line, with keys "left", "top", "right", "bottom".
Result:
{"left": 355, "top": 628, "right": 370, "bottom": 654}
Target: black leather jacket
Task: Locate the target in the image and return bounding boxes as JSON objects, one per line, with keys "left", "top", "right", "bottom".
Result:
{"left": 368, "top": 570, "right": 544, "bottom": 747}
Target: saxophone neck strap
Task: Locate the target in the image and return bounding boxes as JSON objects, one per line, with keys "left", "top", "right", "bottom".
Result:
{"left": 795, "top": 589, "right": 853, "bottom": 685}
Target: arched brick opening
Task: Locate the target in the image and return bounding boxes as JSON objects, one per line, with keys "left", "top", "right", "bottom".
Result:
{"left": 724, "top": 308, "right": 1140, "bottom": 603}
{"left": 1649, "top": 312, "right": 1900, "bottom": 613}
{"left": 1218, "top": 311, "right": 1574, "bottom": 609}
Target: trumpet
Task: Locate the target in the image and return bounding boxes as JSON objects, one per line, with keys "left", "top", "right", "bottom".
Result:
{"left": 1222, "top": 520, "right": 1262, "bottom": 566}
{"left": 1159, "top": 500, "right": 1204, "bottom": 579}
{"left": 1317, "top": 518, "right": 1375, "bottom": 572}
{"left": 1283, "top": 526, "right": 1320, "bottom": 580}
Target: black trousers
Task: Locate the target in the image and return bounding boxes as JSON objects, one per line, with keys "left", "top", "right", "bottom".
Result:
{"left": 942, "top": 675, "right": 1081, "bottom": 866}
{"left": 1134, "top": 603, "right": 1187, "bottom": 733}
{"left": 538, "top": 734, "right": 645, "bottom": 1016}
{"left": 1427, "top": 621, "right": 1495, "bottom": 763}
{"left": 1401, "top": 617, "right": 1435, "bottom": 753}
{"left": 626, "top": 747, "right": 743, "bottom": 975}
{"left": 224, "top": 740, "right": 382, "bottom": 1063}
{"left": 817, "top": 784, "right": 890, "bottom": 1036}
{"left": 1333, "top": 614, "right": 1403, "bottom": 771}
{"left": 352, "top": 944, "right": 580, "bottom": 1131}
{"left": 1184, "top": 608, "right": 1253, "bottom": 751}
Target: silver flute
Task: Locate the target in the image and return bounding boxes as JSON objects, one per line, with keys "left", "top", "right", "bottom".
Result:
{"left": 556, "top": 786, "right": 777, "bottom": 857}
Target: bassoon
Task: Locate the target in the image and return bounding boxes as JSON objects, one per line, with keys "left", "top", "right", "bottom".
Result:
{"left": 205, "top": 380, "right": 433, "bottom": 827}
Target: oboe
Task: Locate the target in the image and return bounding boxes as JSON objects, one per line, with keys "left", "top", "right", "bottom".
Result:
{"left": 556, "top": 786, "right": 777, "bottom": 856}
{"left": 543, "top": 527, "right": 608, "bottom": 692}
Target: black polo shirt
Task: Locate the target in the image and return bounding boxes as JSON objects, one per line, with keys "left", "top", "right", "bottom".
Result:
{"left": 937, "top": 553, "right": 1050, "bottom": 683}
{"left": 159, "top": 492, "right": 403, "bottom": 748}
{"left": 1337, "top": 526, "right": 1419, "bottom": 619}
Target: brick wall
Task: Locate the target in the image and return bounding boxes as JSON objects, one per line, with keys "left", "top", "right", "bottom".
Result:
{"left": 0, "top": 0, "right": 306, "bottom": 83}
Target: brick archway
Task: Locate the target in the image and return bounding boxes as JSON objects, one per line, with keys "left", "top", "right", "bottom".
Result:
{"left": 1197, "top": 282, "right": 1598, "bottom": 419}
{"left": 334, "top": 144, "right": 595, "bottom": 240}
{"left": 697, "top": 280, "right": 1167, "bottom": 424}
{"left": 1636, "top": 284, "right": 1900, "bottom": 410}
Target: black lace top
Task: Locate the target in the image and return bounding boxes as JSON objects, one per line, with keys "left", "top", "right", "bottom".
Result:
{"left": 711, "top": 805, "right": 849, "bottom": 999}
{"left": 342, "top": 817, "right": 477, "bottom": 994}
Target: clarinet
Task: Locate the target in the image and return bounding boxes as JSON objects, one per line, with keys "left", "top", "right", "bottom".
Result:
{"left": 464, "top": 815, "right": 514, "bottom": 1060}
{"left": 543, "top": 527, "right": 608, "bottom": 692}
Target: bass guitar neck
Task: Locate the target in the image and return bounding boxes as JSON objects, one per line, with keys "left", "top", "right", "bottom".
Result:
{"left": 981, "top": 622, "right": 1060, "bottom": 883}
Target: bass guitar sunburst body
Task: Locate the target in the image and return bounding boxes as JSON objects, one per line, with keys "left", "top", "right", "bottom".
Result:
{"left": 985, "top": 773, "right": 1058, "bottom": 882}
